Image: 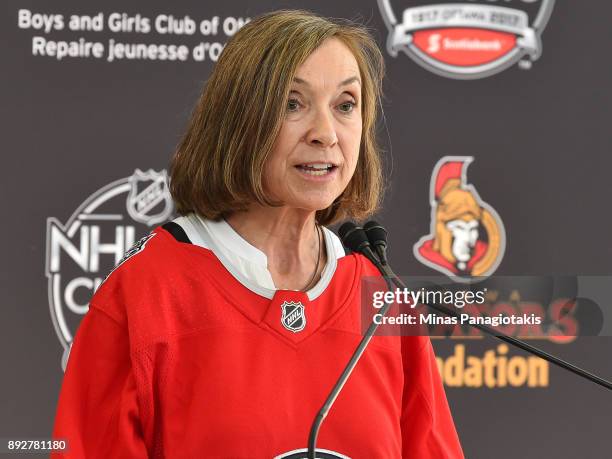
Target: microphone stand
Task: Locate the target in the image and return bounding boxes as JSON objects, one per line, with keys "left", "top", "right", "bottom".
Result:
{"left": 306, "top": 222, "right": 612, "bottom": 459}
{"left": 379, "top": 263, "right": 612, "bottom": 391}
{"left": 306, "top": 233, "right": 395, "bottom": 459}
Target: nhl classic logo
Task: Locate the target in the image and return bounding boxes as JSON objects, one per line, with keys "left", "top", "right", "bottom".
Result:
{"left": 414, "top": 157, "right": 506, "bottom": 282}
{"left": 280, "top": 301, "right": 306, "bottom": 333}
{"left": 46, "top": 169, "right": 173, "bottom": 370}
{"left": 378, "top": 0, "right": 555, "bottom": 79}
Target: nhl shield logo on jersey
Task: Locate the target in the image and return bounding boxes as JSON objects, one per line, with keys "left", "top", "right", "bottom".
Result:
{"left": 414, "top": 156, "right": 506, "bottom": 282}
{"left": 378, "top": 0, "right": 555, "bottom": 79}
{"left": 280, "top": 301, "right": 306, "bottom": 333}
{"left": 127, "top": 168, "right": 173, "bottom": 226}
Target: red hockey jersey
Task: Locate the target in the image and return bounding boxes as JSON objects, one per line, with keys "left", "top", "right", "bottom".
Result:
{"left": 52, "top": 223, "right": 464, "bottom": 458}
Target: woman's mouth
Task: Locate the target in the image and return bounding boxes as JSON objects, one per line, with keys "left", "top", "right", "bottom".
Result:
{"left": 294, "top": 163, "right": 337, "bottom": 176}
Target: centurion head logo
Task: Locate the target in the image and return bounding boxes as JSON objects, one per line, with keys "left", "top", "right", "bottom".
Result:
{"left": 45, "top": 169, "right": 173, "bottom": 369}
{"left": 377, "top": 0, "right": 555, "bottom": 79}
{"left": 414, "top": 157, "right": 505, "bottom": 281}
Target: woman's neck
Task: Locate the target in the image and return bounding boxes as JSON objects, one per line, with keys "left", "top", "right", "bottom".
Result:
{"left": 224, "top": 204, "right": 327, "bottom": 291}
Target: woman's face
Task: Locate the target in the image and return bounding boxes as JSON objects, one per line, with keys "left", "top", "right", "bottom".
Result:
{"left": 263, "top": 37, "right": 362, "bottom": 212}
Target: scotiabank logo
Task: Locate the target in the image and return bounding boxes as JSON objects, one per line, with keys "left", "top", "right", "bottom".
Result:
{"left": 378, "top": 0, "right": 555, "bottom": 79}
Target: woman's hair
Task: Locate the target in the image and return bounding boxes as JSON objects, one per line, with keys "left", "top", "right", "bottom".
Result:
{"left": 169, "top": 9, "right": 385, "bottom": 225}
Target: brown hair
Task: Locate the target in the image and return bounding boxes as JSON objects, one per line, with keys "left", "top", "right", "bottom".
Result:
{"left": 169, "top": 9, "right": 385, "bottom": 225}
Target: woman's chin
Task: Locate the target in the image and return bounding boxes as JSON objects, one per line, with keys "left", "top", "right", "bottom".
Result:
{"left": 290, "top": 197, "right": 337, "bottom": 213}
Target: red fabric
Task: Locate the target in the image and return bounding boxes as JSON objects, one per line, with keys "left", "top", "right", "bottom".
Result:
{"left": 52, "top": 227, "right": 464, "bottom": 458}
{"left": 400, "top": 337, "right": 463, "bottom": 458}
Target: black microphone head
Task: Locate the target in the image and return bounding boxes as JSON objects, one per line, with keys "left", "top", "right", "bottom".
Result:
{"left": 363, "top": 220, "right": 388, "bottom": 247}
{"left": 338, "top": 222, "right": 370, "bottom": 253}
{"left": 338, "top": 221, "right": 358, "bottom": 243}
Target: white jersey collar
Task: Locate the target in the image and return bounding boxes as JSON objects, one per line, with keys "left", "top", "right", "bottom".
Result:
{"left": 171, "top": 212, "right": 345, "bottom": 300}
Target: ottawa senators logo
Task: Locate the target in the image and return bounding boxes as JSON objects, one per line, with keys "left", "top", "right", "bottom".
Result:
{"left": 378, "top": 0, "right": 555, "bottom": 79}
{"left": 414, "top": 156, "right": 506, "bottom": 281}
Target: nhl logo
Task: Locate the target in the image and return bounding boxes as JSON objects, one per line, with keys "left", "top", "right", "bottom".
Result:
{"left": 127, "top": 169, "right": 173, "bottom": 226}
{"left": 378, "top": 0, "right": 555, "bottom": 79}
{"left": 280, "top": 301, "right": 306, "bottom": 333}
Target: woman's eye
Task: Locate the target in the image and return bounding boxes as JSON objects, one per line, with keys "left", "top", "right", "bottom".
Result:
{"left": 287, "top": 98, "right": 301, "bottom": 112}
{"left": 338, "top": 101, "right": 356, "bottom": 113}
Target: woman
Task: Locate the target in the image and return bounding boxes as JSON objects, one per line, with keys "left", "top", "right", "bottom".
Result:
{"left": 53, "top": 10, "right": 464, "bottom": 458}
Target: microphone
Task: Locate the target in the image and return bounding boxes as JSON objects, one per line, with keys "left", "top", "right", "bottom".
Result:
{"left": 337, "top": 222, "right": 378, "bottom": 265}
{"left": 363, "top": 220, "right": 388, "bottom": 266}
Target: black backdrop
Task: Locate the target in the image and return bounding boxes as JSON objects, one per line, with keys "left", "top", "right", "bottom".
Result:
{"left": 2, "top": 1, "right": 612, "bottom": 457}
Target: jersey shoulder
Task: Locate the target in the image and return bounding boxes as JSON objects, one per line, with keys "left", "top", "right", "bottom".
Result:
{"left": 89, "top": 222, "right": 208, "bottom": 325}
{"left": 100, "top": 222, "right": 194, "bottom": 283}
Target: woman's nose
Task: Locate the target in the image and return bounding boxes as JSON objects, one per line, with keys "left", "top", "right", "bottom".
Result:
{"left": 306, "top": 109, "right": 338, "bottom": 148}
